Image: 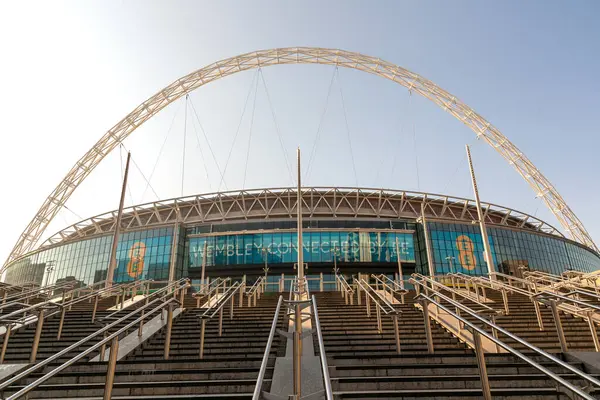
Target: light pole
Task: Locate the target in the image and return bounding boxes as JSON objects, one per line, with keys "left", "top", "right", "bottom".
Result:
{"left": 445, "top": 256, "right": 456, "bottom": 274}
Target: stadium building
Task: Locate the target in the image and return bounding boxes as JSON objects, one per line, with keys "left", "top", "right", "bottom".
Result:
{"left": 2, "top": 48, "right": 600, "bottom": 400}
{"left": 4, "top": 187, "right": 600, "bottom": 289}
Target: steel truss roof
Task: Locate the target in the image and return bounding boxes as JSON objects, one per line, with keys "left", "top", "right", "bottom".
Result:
{"left": 39, "top": 187, "right": 562, "bottom": 248}
{"left": 4, "top": 47, "right": 597, "bottom": 270}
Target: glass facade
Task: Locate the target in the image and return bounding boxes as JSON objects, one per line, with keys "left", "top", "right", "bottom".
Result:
{"left": 187, "top": 231, "right": 415, "bottom": 268}
{"left": 426, "top": 221, "right": 599, "bottom": 276}
{"left": 4, "top": 227, "right": 173, "bottom": 287}
{"left": 3, "top": 218, "right": 600, "bottom": 288}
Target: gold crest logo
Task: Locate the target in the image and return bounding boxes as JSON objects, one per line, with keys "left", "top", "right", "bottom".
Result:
{"left": 456, "top": 235, "right": 476, "bottom": 271}
{"left": 127, "top": 242, "right": 146, "bottom": 278}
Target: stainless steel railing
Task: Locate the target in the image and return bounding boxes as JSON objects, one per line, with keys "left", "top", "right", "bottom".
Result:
{"left": 414, "top": 274, "right": 499, "bottom": 316}
{"left": 311, "top": 294, "right": 333, "bottom": 400}
{"left": 371, "top": 274, "right": 409, "bottom": 304}
{"left": 253, "top": 295, "right": 283, "bottom": 400}
{"left": 335, "top": 273, "right": 355, "bottom": 305}
{"left": 191, "top": 277, "right": 231, "bottom": 307}
{"left": 198, "top": 281, "right": 244, "bottom": 359}
{"left": 0, "top": 279, "right": 187, "bottom": 399}
{"left": 354, "top": 279, "right": 402, "bottom": 354}
{"left": 246, "top": 276, "right": 265, "bottom": 307}
{"left": 415, "top": 287, "right": 600, "bottom": 400}
{"left": 455, "top": 271, "right": 600, "bottom": 350}
{"left": 252, "top": 292, "right": 333, "bottom": 400}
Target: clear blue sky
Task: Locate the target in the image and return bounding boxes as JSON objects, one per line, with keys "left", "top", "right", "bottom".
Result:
{"left": 0, "top": 0, "right": 599, "bottom": 264}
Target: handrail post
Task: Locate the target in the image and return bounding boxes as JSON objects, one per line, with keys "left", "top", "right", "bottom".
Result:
{"left": 120, "top": 287, "right": 125, "bottom": 310}
{"left": 138, "top": 309, "right": 145, "bottom": 337}
{"left": 57, "top": 307, "right": 66, "bottom": 340}
{"left": 199, "top": 318, "right": 206, "bottom": 359}
{"left": 218, "top": 306, "right": 224, "bottom": 337}
{"left": 532, "top": 298, "right": 545, "bottom": 331}
{"left": 230, "top": 294, "right": 234, "bottom": 320}
{"left": 179, "top": 286, "right": 185, "bottom": 309}
{"left": 586, "top": 311, "right": 600, "bottom": 352}
{"left": 92, "top": 295, "right": 99, "bottom": 323}
{"left": 376, "top": 306, "right": 382, "bottom": 333}
{"left": 30, "top": 308, "right": 45, "bottom": 363}
{"left": 103, "top": 336, "right": 119, "bottom": 400}
{"left": 164, "top": 304, "right": 174, "bottom": 360}
{"left": 549, "top": 300, "right": 568, "bottom": 353}
{"left": 392, "top": 314, "right": 401, "bottom": 354}
{"left": 0, "top": 325, "right": 12, "bottom": 364}
{"left": 419, "top": 300, "right": 434, "bottom": 354}
{"left": 473, "top": 331, "right": 492, "bottom": 400}
{"left": 99, "top": 331, "right": 108, "bottom": 362}
{"left": 501, "top": 288, "right": 509, "bottom": 315}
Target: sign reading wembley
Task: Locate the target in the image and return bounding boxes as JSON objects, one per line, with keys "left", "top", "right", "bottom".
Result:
{"left": 188, "top": 231, "right": 416, "bottom": 266}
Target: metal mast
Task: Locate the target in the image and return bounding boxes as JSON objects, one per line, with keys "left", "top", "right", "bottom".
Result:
{"left": 106, "top": 151, "right": 131, "bottom": 288}
{"left": 466, "top": 144, "right": 496, "bottom": 277}
{"left": 296, "top": 148, "right": 304, "bottom": 285}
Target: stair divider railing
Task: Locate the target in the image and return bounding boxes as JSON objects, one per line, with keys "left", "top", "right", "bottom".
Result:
{"left": 253, "top": 295, "right": 284, "bottom": 400}
{"left": 253, "top": 288, "right": 334, "bottom": 400}
{"left": 371, "top": 274, "right": 410, "bottom": 304}
{"left": 413, "top": 273, "right": 505, "bottom": 352}
{"left": 533, "top": 270, "right": 600, "bottom": 296}
{"left": 532, "top": 290, "right": 600, "bottom": 352}
{"left": 355, "top": 278, "right": 402, "bottom": 354}
{"left": 415, "top": 288, "right": 600, "bottom": 400}
{"left": 0, "top": 280, "right": 75, "bottom": 309}
{"left": 524, "top": 270, "right": 568, "bottom": 286}
{"left": 191, "top": 277, "right": 231, "bottom": 307}
{"left": 246, "top": 276, "right": 265, "bottom": 307}
{"left": 0, "top": 278, "right": 189, "bottom": 400}
{"left": 335, "top": 273, "right": 355, "bottom": 305}
{"left": 198, "top": 281, "right": 244, "bottom": 359}
{"left": 455, "top": 272, "right": 600, "bottom": 352}
{"left": 0, "top": 279, "right": 151, "bottom": 364}
{"left": 93, "top": 278, "right": 189, "bottom": 362}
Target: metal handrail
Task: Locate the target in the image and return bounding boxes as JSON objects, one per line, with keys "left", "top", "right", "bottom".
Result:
{"left": 198, "top": 281, "right": 244, "bottom": 358}
{"left": 414, "top": 274, "right": 499, "bottom": 315}
{"left": 0, "top": 293, "right": 180, "bottom": 399}
{"left": 489, "top": 272, "right": 534, "bottom": 288}
{"left": 0, "top": 280, "right": 75, "bottom": 306}
{"left": 246, "top": 276, "right": 265, "bottom": 296}
{"left": 253, "top": 295, "right": 283, "bottom": 400}
{"left": 192, "top": 278, "right": 231, "bottom": 308}
{"left": 416, "top": 289, "right": 599, "bottom": 400}
{"left": 311, "top": 295, "right": 333, "bottom": 400}
{"left": 100, "top": 279, "right": 186, "bottom": 322}
{"left": 373, "top": 274, "right": 409, "bottom": 293}
{"left": 467, "top": 274, "right": 532, "bottom": 297}
{"left": 355, "top": 279, "right": 396, "bottom": 315}
{"left": 534, "top": 290, "right": 600, "bottom": 313}
{"left": 0, "top": 280, "right": 139, "bottom": 324}
{"left": 336, "top": 274, "right": 354, "bottom": 294}
{"left": 201, "top": 282, "right": 242, "bottom": 319}
{"left": 190, "top": 277, "right": 230, "bottom": 294}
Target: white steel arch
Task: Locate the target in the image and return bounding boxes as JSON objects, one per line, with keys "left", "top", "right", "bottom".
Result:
{"left": 3, "top": 47, "right": 597, "bottom": 269}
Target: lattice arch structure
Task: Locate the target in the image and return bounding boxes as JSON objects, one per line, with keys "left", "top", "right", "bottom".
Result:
{"left": 3, "top": 47, "right": 597, "bottom": 269}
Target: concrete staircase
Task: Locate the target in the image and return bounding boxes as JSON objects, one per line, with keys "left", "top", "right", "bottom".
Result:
{"left": 1, "top": 292, "right": 285, "bottom": 399}
{"left": 314, "top": 291, "right": 600, "bottom": 399}
{"left": 0, "top": 295, "right": 139, "bottom": 364}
